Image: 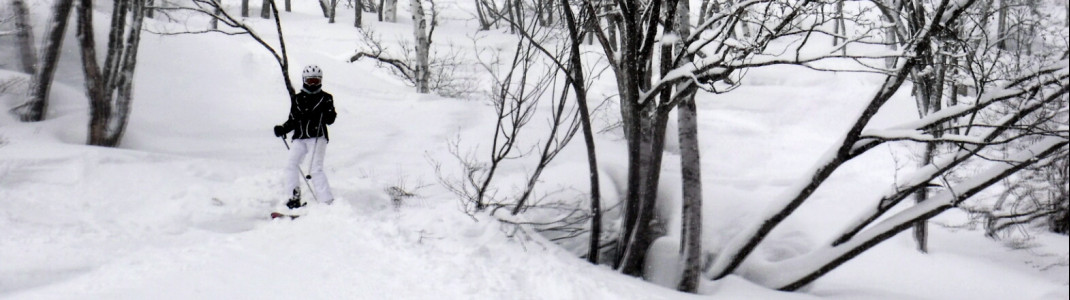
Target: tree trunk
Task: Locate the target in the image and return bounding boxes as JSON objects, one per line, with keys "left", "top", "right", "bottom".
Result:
{"left": 76, "top": 0, "right": 105, "bottom": 107}
{"left": 473, "top": 0, "right": 487, "bottom": 30}
{"left": 604, "top": 2, "right": 619, "bottom": 51}
{"left": 911, "top": 141, "right": 936, "bottom": 253}
{"left": 242, "top": 0, "right": 250, "bottom": 17}
{"left": 619, "top": 0, "right": 678, "bottom": 277}
{"left": 619, "top": 107, "right": 670, "bottom": 276}
{"left": 285, "top": 0, "right": 291, "bottom": 12}
{"left": 997, "top": 0, "right": 1008, "bottom": 50}
{"left": 673, "top": 0, "right": 702, "bottom": 292}
{"left": 504, "top": 0, "right": 516, "bottom": 34}
{"left": 81, "top": 0, "right": 146, "bottom": 147}
{"left": 832, "top": 0, "right": 846, "bottom": 54}
{"left": 13, "top": 0, "right": 75, "bottom": 122}
{"left": 77, "top": 0, "right": 108, "bottom": 146}
{"left": 354, "top": 0, "right": 363, "bottom": 27}
{"left": 103, "top": 0, "right": 130, "bottom": 92}
{"left": 677, "top": 93, "right": 702, "bottom": 292}
{"left": 881, "top": 9, "right": 897, "bottom": 68}
{"left": 262, "top": 0, "right": 272, "bottom": 18}
{"left": 317, "top": 0, "right": 330, "bottom": 17}
{"left": 538, "top": 0, "right": 552, "bottom": 26}
{"left": 11, "top": 0, "right": 38, "bottom": 74}
{"left": 612, "top": 0, "right": 651, "bottom": 276}
{"left": 382, "top": 0, "right": 397, "bottom": 22}
{"left": 329, "top": 0, "right": 338, "bottom": 23}
{"left": 614, "top": 60, "right": 644, "bottom": 274}
{"left": 210, "top": 4, "right": 222, "bottom": 29}
{"left": 910, "top": 50, "right": 947, "bottom": 253}
{"left": 410, "top": 0, "right": 429, "bottom": 93}
{"left": 101, "top": 0, "right": 146, "bottom": 147}
{"left": 561, "top": 0, "right": 601, "bottom": 265}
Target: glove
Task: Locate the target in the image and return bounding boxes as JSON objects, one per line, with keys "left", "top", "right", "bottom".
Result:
{"left": 274, "top": 125, "right": 287, "bottom": 137}
{"left": 324, "top": 110, "right": 337, "bottom": 125}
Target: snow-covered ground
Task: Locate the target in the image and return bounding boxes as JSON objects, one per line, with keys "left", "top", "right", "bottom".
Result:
{"left": 1, "top": 1, "right": 1067, "bottom": 299}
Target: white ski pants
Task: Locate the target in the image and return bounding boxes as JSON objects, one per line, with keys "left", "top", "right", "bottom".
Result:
{"left": 285, "top": 137, "right": 334, "bottom": 204}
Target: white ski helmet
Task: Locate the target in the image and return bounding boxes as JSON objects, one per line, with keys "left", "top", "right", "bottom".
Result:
{"left": 302, "top": 65, "right": 323, "bottom": 79}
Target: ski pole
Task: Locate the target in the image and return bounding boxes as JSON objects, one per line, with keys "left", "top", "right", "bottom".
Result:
{"left": 281, "top": 136, "right": 319, "bottom": 203}
{"left": 308, "top": 138, "right": 318, "bottom": 180}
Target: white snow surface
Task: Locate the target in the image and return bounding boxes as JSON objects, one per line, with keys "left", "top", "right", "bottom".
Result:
{"left": 1, "top": 1, "right": 1068, "bottom": 299}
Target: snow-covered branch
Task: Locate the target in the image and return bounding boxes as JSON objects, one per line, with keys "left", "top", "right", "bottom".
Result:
{"left": 765, "top": 137, "right": 1067, "bottom": 291}
{"left": 850, "top": 70, "right": 1069, "bottom": 157}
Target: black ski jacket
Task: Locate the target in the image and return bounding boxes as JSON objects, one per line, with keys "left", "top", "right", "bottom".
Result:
{"left": 281, "top": 88, "right": 336, "bottom": 140}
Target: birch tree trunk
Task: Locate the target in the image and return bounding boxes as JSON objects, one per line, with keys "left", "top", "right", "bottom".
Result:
{"left": 11, "top": 0, "right": 38, "bottom": 74}
{"left": 382, "top": 0, "right": 397, "bottom": 22}
{"left": 410, "top": 0, "right": 430, "bottom": 93}
{"left": 672, "top": 0, "right": 702, "bottom": 292}
{"left": 13, "top": 0, "right": 75, "bottom": 122}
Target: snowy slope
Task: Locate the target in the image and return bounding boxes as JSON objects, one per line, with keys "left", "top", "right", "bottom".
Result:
{"left": 2, "top": 0, "right": 1068, "bottom": 299}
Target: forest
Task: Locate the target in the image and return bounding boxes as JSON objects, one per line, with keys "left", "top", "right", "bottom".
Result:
{"left": 1, "top": 0, "right": 1067, "bottom": 298}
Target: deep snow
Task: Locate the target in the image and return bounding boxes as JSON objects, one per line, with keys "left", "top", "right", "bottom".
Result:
{"left": 1, "top": 0, "right": 1067, "bottom": 299}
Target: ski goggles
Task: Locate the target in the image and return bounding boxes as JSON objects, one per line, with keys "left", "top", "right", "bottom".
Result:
{"left": 304, "top": 77, "right": 322, "bottom": 85}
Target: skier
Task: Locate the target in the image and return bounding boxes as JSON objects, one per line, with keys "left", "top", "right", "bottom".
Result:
{"left": 274, "top": 65, "right": 337, "bottom": 209}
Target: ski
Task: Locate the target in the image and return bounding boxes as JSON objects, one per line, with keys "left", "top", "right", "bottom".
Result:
{"left": 270, "top": 212, "right": 301, "bottom": 220}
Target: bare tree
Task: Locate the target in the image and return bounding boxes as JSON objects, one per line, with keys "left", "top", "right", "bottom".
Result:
{"left": 776, "top": 67, "right": 1068, "bottom": 290}
{"left": 696, "top": 0, "right": 1070, "bottom": 291}
{"left": 350, "top": 4, "right": 478, "bottom": 97}
{"left": 434, "top": 29, "right": 574, "bottom": 214}
{"left": 557, "top": 0, "right": 602, "bottom": 265}
{"left": 10, "top": 0, "right": 75, "bottom": 122}
{"left": 705, "top": 0, "right": 975, "bottom": 280}
{"left": 578, "top": 0, "right": 838, "bottom": 277}
{"left": 464, "top": 0, "right": 1066, "bottom": 292}
{"left": 75, "top": 0, "right": 149, "bottom": 147}
{"left": 872, "top": 0, "right": 960, "bottom": 254}
{"left": 480, "top": 0, "right": 608, "bottom": 265}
